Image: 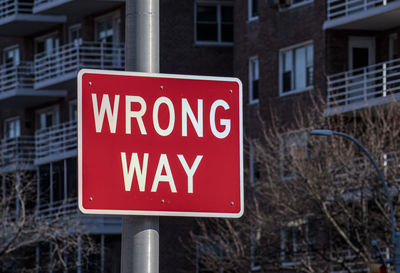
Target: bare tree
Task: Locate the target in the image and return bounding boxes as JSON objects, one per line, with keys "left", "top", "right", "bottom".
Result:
{"left": 188, "top": 94, "right": 400, "bottom": 273}
{"left": 0, "top": 170, "right": 97, "bottom": 272}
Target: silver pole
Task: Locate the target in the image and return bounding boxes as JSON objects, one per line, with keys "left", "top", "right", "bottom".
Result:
{"left": 135, "top": 0, "right": 160, "bottom": 73}
{"left": 121, "top": 0, "right": 160, "bottom": 273}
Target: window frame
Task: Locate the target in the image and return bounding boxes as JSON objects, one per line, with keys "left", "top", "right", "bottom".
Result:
{"left": 279, "top": 0, "right": 314, "bottom": 11}
{"left": 69, "top": 100, "right": 77, "bottom": 122}
{"left": 69, "top": 24, "right": 83, "bottom": 46}
{"left": 3, "top": 116, "right": 21, "bottom": 139}
{"left": 249, "top": 140, "right": 261, "bottom": 186}
{"left": 95, "top": 10, "right": 121, "bottom": 44}
{"left": 279, "top": 41, "right": 314, "bottom": 96}
{"left": 194, "top": 1, "right": 234, "bottom": 46}
{"left": 34, "top": 32, "right": 60, "bottom": 56}
{"left": 3, "top": 45, "right": 20, "bottom": 66}
{"left": 249, "top": 56, "right": 260, "bottom": 104}
{"left": 195, "top": 240, "right": 225, "bottom": 273}
{"left": 248, "top": 0, "right": 259, "bottom": 21}
{"left": 389, "top": 33, "right": 399, "bottom": 60}
{"left": 250, "top": 225, "right": 262, "bottom": 271}
{"left": 280, "top": 218, "right": 314, "bottom": 266}
{"left": 280, "top": 130, "right": 308, "bottom": 180}
{"left": 35, "top": 105, "right": 60, "bottom": 130}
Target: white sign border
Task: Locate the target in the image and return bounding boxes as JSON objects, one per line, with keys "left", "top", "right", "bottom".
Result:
{"left": 77, "top": 68, "right": 244, "bottom": 218}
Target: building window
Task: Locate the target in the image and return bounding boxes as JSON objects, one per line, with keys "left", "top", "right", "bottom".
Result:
{"left": 35, "top": 32, "right": 60, "bottom": 56}
{"left": 3, "top": 45, "right": 19, "bottom": 66}
{"left": 389, "top": 33, "right": 399, "bottom": 60}
{"left": 36, "top": 106, "right": 59, "bottom": 130}
{"left": 280, "top": 0, "right": 313, "bottom": 9}
{"left": 195, "top": 2, "right": 233, "bottom": 45}
{"left": 249, "top": 57, "right": 259, "bottom": 104}
{"left": 38, "top": 158, "right": 77, "bottom": 209}
{"left": 69, "top": 24, "right": 82, "bottom": 46}
{"left": 95, "top": 11, "right": 121, "bottom": 44}
{"left": 281, "top": 218, "right": 314, "bottom": 266}
{"left": 250, "top": 226, "right": 262, "bottom": 271}
{"left": 280, "top": 42, "right": 313, "bottom": 95}
{"left": 249, "top": 0, "right": 258, "bottom": 20}
{"left": 69, "top": 100, "right": 77, "bottom": 122}
{"left": 280, "top": 131, "right": 307, "bottom": 179}
{"left": 249, "top": 141, "right": 261, "bottom": 186}
{"left": 195, "top": 240, "right": 224, "bottom": 273}
{"left": 4, "top": 117, "right": 20, "bottom": 139}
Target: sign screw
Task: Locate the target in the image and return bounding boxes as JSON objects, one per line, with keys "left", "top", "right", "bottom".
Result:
{"left": 229, "top": 90, "right": 232, "bottom": 93}
{"left": 161, "top": 199, "right": 165, "bottom": 204}
{"left": 231, "top": 202, "right": 234, "bottom": 206}
{"left": 89, "top": 82, "right": 92, "bottom": 86}
{"left": 89, "top": 197, "right": 93, "bottom": 201}
{"left": 160, "top": 85, "right": 164, "bottom": 90}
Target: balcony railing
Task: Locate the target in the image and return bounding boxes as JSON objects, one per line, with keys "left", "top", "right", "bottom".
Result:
{"left": 34, "top": 0, "right": 59, "bottom": 7}
{"left": 0, "top": 136, "right": 35, "bottom": 170}
{"left": 326, "top": 0, "right": 396, "bottom": 21}
{"left": 328, "top": 151, "right": 400, "bottom": 198}
{"left": 37, "top": 197, "right": 78, "bottom": 219}
{"left": 33, "top": 0, "right": 124, "bottom": 19}
{"left": 0, "top": 0, "right": 32, "bottom": 20}
{"left": 34, "top": 41, "right": 125, "bottom": 88}
{"left": 35, "top": 120, "right": 77, "bottom": 164}
{"left": 0, "top": 62, "right": 34, "bottom": 93}
{"left": 326, "top": 57, "right": 400, "bottom": 114}
{"left": 36, "top": 197, "right": 122, "bottom": 233}
{"left": 330, "top": 248, "right": 367, "bottom": 273}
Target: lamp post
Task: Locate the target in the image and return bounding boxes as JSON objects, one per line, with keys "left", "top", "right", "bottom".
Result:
{"left": 310, "top": 129, "right": 400, "bottom": 273}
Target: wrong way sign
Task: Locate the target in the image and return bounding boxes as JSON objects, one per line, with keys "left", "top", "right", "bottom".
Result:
{"left": 77, "top": 69, "right": 243, "bottom": 217}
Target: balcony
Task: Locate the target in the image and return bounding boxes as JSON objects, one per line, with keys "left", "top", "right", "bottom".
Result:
{"left": 330, "top": 249, "right": 367, "bottom": 273}
{"left": 34, "top": 41, "right": 125, "bottom": 89}
{"left": 33, "top": 0, "right": 124, "bottom": 18}
{"left": 37, "top": 198, "right": 122, "bottom": 234}
{"left": 325, "top": 57, "right": 400, "bottom": 115}
{"left": 0, "top": 62, "right": 66, "bottom": 108}
{"left": 35, "top": 120, "right": 77, "bottom": 165}
{"left": 0, "top": 0, "right": 65, "bottom": 36}
{"left": 0, "top": 136, "right": 35, "bottom": 172}
{"left": 324, "top": 0, "right": 400, "bottom": 30}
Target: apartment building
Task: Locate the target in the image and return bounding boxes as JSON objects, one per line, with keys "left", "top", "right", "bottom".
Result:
{"left": 2, "top": 0, "right": 399, "bottom": 272}
{"left": 239, "top": 0, "right": 400, "bottom": 126}
{"left": 0, "top": 0, "right": 234, "bottom": 272}
{"left": 236, "top": 0, "right": 400, "bottom": 272}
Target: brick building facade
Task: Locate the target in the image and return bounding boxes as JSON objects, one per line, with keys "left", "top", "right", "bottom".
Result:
{"left": 0, "top": 0, "right": 399, "bottom": 272}
{"left": 238, "top": 1, "right": 400, "bottom": 272}
{"left": 0, "top": 0, "right": 234, "bottom": 272}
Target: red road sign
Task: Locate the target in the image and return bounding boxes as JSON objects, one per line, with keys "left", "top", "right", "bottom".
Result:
{"left": 78, "top": 69, "right": 243, "bottom": 217}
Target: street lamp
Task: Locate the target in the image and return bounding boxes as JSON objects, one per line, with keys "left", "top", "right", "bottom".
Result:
{"left": 310, "top": 129, "right": 400, "bottom": 273}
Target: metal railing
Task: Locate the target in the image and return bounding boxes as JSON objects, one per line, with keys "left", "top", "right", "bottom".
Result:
{"left": 328, "top": 151, "right": 400, "bottom": 197}
{"left": 36, "top": 197, "right": 78, "bottom": 219}
{"left": 36, "top": 197, "right": 122, "bottom": 232}
{"left": 0, "top": 0, "right": 33, "bottom": 20}
{"left": 326, "top": 0, "right": 397, "bottom": 21}
{"left": 34, "top": 0, "right": 61, "bottom": 8}
{"left": 34, "top": 41, "right": 125, "bottom": 86}
{"left": 330, "top": 248, "right": 367, "bottom": 273}
{"left": 327, "top": 57, "right": 400, "bottom": 110}
{"left": 34, "top": 0, "right": 125, "bottom": 7}
{"left": 0, "top": 62, "right": 34, "bottom": 93}
{"left": 0, "top": 136, "right": 35, "bottom": 169}
{"left": 35, "top": 120, "right": 77, "bottom": 161}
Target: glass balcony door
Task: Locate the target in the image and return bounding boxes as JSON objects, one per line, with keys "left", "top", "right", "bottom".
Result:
{"left": 95, "top": 11, "right": 121, "bottom": 68}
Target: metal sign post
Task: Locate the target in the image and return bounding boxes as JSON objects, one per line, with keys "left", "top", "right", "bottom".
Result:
{"left": 75, "top": 0, "right": 242, "bottom": 270}
{"left": 122, "top": 0, "right": 160, "bottom": 272}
